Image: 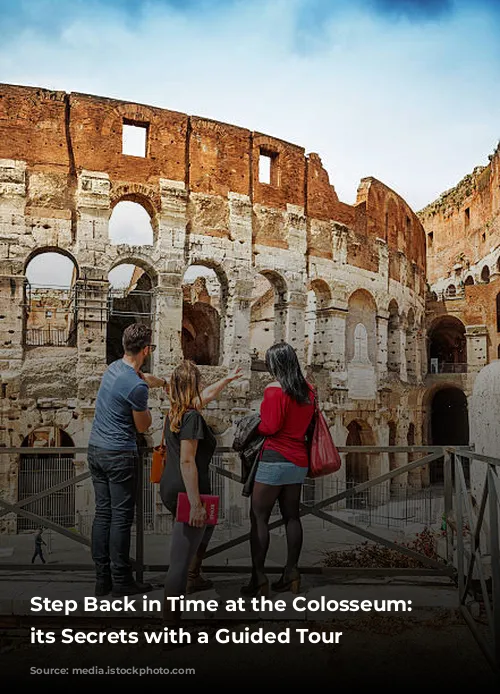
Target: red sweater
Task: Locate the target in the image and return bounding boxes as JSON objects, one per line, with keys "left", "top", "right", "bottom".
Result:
{"left": 257, "top": 384, "right": 315, "bottom": 468}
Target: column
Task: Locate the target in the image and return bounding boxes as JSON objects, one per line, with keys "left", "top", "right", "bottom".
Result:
{"left": 465, "top": 325, "right": 488, "bottom": 373}
{"left": 376, "top": 312, "right": 389, "bottom": 382}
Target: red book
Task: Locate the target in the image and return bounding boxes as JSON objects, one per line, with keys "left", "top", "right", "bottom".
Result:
{"left": 175, "top": 493, "right": 219, "bottom": 525}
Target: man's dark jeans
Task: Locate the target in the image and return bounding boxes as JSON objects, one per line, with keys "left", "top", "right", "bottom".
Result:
{"left": 88, "top": 445, "right": 138, "bottom": 586}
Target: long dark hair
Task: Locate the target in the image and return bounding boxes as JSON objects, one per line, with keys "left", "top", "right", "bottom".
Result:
{"left": 265, "top": 342, "right": 311, "bottom": 404}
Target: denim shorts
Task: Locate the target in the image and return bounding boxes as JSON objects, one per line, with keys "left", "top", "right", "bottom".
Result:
{"left": 254, "top": 461, "right": 308, "bottom": 486}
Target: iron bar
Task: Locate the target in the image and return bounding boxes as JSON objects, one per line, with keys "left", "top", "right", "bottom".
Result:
{"left": 488, "top": 466, "right": 500, "bottom": 671}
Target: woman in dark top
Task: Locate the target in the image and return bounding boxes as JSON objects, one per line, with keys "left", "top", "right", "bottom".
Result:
{"left": 242, "top": 343, "right": 315, "bottom": 598}
{"left": 160, "top": 360, "right": 242, "bottom": 624}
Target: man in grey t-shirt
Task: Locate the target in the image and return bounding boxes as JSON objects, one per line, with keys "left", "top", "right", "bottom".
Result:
{"left": 89, "top": 323, "right": 166, "bottom": 597}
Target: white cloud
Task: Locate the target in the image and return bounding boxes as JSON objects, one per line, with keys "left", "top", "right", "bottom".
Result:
{"left": 1, "top": 0, "right": 499, "bottom": 210}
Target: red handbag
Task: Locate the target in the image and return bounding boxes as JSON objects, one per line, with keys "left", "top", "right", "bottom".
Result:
{"left": 307, "top": 396, "right": 341, "bottom": 478}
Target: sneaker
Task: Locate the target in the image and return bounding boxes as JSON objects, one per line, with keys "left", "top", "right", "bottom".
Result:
{"left": 111, "top": 581, "right": 153, "bottom": 597}
{"left": 95, "top": 580, "right": 112, "bottom": 597}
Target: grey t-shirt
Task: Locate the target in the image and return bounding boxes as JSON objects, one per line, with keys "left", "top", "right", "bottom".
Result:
{"left": 89, "top": 359, "right": 149, "bottom": 450}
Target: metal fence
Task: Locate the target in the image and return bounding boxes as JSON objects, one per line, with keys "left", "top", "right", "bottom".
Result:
{"left": 0, "top": 445, "right": 499, "bottom": 672}
{"left": 24, "top": 327, "right": 75, "bottom": 347}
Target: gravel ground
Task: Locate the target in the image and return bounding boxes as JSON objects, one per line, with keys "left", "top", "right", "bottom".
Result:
{"left": 1, "top": 612, "right": 498, "bottom": 687}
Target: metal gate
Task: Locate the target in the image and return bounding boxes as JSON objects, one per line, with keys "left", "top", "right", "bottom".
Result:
{"left": 17, "top": 454, "right": 75, "bottom": 532}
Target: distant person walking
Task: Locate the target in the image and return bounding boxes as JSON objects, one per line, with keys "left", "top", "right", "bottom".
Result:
{"left": 88, "top": 323, "right": 167, "bottom": 597}
{"left": 31, "top": 527, "right": 46, "bottom": 564}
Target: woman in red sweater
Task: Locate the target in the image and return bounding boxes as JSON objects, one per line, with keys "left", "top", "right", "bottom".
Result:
{"left": 241, "top": 342, "right": 315, "bottom": 598}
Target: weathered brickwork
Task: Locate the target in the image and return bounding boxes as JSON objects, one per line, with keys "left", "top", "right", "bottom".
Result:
{"left": 0, "top": 84, "right": 428, "bottom": 531}
{"left": 420, "top": 143, "right": 500, "bottom": 390}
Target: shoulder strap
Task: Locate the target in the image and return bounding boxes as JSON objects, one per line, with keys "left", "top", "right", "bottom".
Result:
{"left": 160, "top": 415, "right": 168, "bottom": 447}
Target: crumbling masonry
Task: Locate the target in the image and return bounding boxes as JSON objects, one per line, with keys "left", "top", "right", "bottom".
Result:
{"left": 0, "top": 84, "right": 429, "bottom": 532}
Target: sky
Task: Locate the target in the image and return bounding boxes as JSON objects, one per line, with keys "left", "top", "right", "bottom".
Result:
{"left": 4, "top": 0, "right": 500, "bottom": 284}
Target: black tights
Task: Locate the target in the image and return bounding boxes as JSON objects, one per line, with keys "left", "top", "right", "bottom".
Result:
{"left": 249, "top": 482, "right": 302, "bottom": 581}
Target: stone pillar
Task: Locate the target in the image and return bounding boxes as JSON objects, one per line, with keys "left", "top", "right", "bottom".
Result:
{"left": 0, "top": 159, "right": 27, "bottom": 375}
{"left": 222, "top": 275, "right": 253, "bottom": 371}
{"left": 286, "top": 288, "right": 307, "bottom": 363}
{"left": 152, "top": 277, "right": 183, "bottom": 371}
{"left": 74, "top": 171, "right": 112, "bottom": 404}
{"left": 399, "top": 317, "right": 408, "bottom": 381}
{"left": 468, "top": 361, "right": 500, "bottom": 578}
{"left": 376, "top": 312, "right": 389, "bottom": 381}
{"left": 325, "top": 307, "right": 347, "bottom": 388}
{"left": 465, "top": 325, "right": 488, "bottom": 373}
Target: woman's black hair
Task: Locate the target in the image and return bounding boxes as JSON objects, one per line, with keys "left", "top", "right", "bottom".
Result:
{"left": 265, "top": 342, "right": 311, "bottom": 404}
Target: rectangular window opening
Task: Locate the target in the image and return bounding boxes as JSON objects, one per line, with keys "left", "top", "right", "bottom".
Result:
{"left": 428, "top": 232, "right": 433, "bottom": 247}
{"left": 258, "top": 149, "right": 279, "bottom": 186}
{"left": 122, "top": 120, "right": 148, "bottom": 157}
{"left": 465, "top": 207, "right": 470, "bottom": 226}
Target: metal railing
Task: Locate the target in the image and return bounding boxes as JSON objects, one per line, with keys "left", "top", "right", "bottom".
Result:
{"left": 0, "top": 445, "right": 498, "bottom": 672}
{"left": 24, "top": 327, "right": 75, "bottom": 347}
{"left": 428, "top": 361, "right": 468, "bottom": 374}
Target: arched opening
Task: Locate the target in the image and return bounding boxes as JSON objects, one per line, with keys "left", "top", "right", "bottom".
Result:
{"left": 305, "top": 279, "right": 331, "bottom": 367}
{"left": 109, "top": 200, "right": 154, "bottom": 246}
{"left": 249, "top": 271, "right": 287, "bottom": 369}
{"left": 481, "top": 266, "right": 490, "bottom": 284}
{"left": 106, "top": 263, "right": 156, "bottom": 368}
{"left": 464, "top": 275, "right": 474, "bottom": 286}
{"left": 345, "top": 420, "right": 375, "bottom": 509}
{"left": 496, "top": 293, "right": 500, "bottom": 333}
{"left": 18, "top": 427, "right": 75, "bottom": 533}
{"left": 181, "top": 265, "right": 225, "bottom": 366}
{"left": 346, "top": 289, "right": 377, "bottom": 365}
{"left": 430, "top": 387, "right": 469, "bottom": 485}
{"left": 387, "top": 300, "right": 400, "bottom": 373}
{"left": 428, "top": 316, "right": 467, "bottom": 373}
{"left": 446, "top": 284, "right": 456, "bottom": 298}
{"left": 24, "top": 250, "right": 78, "bottom": 347}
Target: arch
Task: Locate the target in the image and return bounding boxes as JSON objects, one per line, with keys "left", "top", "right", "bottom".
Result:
{"left": 109, "top": 199, "right": 155, "bottom": 246}
{"left": 429, "top": 387, "right": 469, "bottom": 485}
{"left": 345, "top": 419, "right": 375, "bottom": 509}
{"left": 24, "top": 249, "right": 79, "bottom": 348}
{"left": 110, "top": 184, "right": 161, "bottom": 221}
{"left": 308, "top": 278, "right": 331, "bottom": 308}
{"left": 250, "top": 270, "right": 288, "bottom": 363}
{"left": 24, "top": 247, "right": 79, "bottom": 279}
{"left": 464, "top": 275, "right": 474, "bottom": 286}
{"left": 182, "top": 263, "right": 227, "bottom": 366}
{"left": 446, "top": 284, "right": 456, "bottom": 298}
{"left": 481, "top": 265, "right": 490, "bottom": 283}
{"left": 18, "top": 427, "right": 75, "bottom": 533}
{"left": 428, "top": 315, "right": 467, "bottom": 372}
{"left": 106, "top": 262, "right": 155, "bottom": 366}
{"left": 346, "top": 289, "right": 377, "bottom": 365}
{"left": 387, "top": 299, "right": 400, "bottom": 373}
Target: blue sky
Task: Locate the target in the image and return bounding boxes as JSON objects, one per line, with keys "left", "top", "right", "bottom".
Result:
{"left": 1, "top": 0, "right": 500, "bottom": 213}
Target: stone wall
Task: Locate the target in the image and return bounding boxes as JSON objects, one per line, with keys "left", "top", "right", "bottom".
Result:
{"left": 0, "top": 83, "right": 428, "bottom": 530}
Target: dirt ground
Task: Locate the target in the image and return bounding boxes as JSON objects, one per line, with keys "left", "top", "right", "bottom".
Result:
{"left": 1, "top": 613, "right": 498, "bottom": 687}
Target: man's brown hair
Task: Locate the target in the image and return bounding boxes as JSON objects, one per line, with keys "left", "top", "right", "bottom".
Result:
{"left": 122, "top": 323, "right": 152, "bottom": 355}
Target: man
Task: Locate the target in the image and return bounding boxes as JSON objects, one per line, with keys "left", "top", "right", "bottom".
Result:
{"left": 88, "top": 323, "right": 167, "bottom": 597}
{"left": 31, "top": 527, "right": 46, "bottom": 564}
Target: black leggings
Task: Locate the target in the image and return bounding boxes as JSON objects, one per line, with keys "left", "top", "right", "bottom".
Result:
{"left": 249, "top": 481, "right": 302, "bottom": 580}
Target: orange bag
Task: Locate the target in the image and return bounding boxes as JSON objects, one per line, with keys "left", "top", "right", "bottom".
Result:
{"left": 150, "top": 418, "right": 167, "bottom": 483}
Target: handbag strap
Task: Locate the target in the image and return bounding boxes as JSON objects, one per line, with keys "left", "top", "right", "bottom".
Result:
{"left": 160, "top": 416, "right": 167, "bottom": 447}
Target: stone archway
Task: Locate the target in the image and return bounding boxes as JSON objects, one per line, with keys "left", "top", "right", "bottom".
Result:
{"left": 430, "top": 386, "right": 469, "bottom": 485}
